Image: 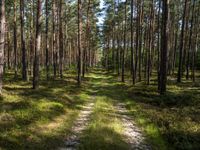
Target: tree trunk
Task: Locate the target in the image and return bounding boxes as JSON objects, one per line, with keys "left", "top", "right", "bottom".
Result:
{"left": 33, "top": 0, "right": 42, "bottom": 89}
{"left": 59, "top": 0, "right": 64, "bottom": 78}
{"left": 20, "top": 0, "right": 27, "bottom": 81}
{"left": 159, "top": 0, "right": 169, "bottom": 95}
{"left": 78, "top": 0, "right": 82, "bottom": 85}
{"left": 177, "top": 0, "right": 187, "bottom": 83}
{"left": 122, "top": 0, "right": 127, "bottom": 82}
{"left": 14, "top": 0, "right": 17, "bottom": 79}
{"left": 52, "top": 0, "right": 56, "bottom": 79}
{"left": 131, "top": 0, "right": 135, "bottom": 84}
{"left": 45, "top": 0, "right": 50, "bottom": 80}
{"left": 0, "top": 0, "right": 5, "bottom": 94}
{"left": 186, "top": 0, "right": 195, "bottom": 80}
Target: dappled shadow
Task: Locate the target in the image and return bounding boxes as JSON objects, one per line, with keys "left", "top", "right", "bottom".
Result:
{"left": 164, "top": 129, "right": 200, "bottom": 150}
{"left": 1, "top": 69, "right": 200, "bottom": 149}
{"left": 84, "top": 74, "right": 200, "bottom": 108}
{"left": 0, "top": 72, "right": 93, "bottom": 149}
{"left": 82, "top": 69, "right": 200, "bottom": 150}
{"left": 79, "top": 127, "right": 129, "bottom": 150}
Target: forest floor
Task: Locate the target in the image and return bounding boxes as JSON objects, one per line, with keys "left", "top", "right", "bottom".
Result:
{"left": 0, "top": 68, "right": 200, "bottom": 150}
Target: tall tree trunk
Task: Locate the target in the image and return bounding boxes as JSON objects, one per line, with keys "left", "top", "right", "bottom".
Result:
{"left": 45, "top": 0, "right": 50, "bottom": 80}
{"left": 59, "top": 0, "right": 64, "bottom": 78}
{"left": 186, "top": 0, "right": 195, "bottom": 80}
{"left": 138, "top": 0, "right": 144, "bottom": 82}
{"left": 52, "top": 0, "right": 56, "bottom": 79}
{"left": 131, "top": 0, "right": 135, "bottom": 84}
{"left": 78, "top": 0, "right": 82, "bottom": 85}
{"left": 159, "top": 0, "right": 169, "bottom": 95}
{"left": 0, "top": 0, "right": 5, "bottom": 94}
{"left": 177, "top": 0, "right": 187, "bottom": 83}
{"left": 14, "top": 0, "right": 17, "bottom": 79}
{"left": 20, "top": 0, "right": 27, "bottom": 81}
{"left": 147, "top": 0, "right": 154, "bottom": 85}
{"left": 122, "top": 0, "right": 127, "bottom": 82}
{"left": 83, "top": 0, "right": 91, "bottom": 77}
{"left": 33, "top": 0, "right": 42, "bottom": 89}
{"left": 157, "top": 0, "right": 161, "bottom": 90}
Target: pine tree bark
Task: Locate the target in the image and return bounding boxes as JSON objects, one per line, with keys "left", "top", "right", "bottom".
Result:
{"left": 45, "top": 0, "right": 50, "bottom": 80}
{"left": 157, "top": 0, "right": 161, "bottom": 90}
{"left": 0, "top": 0, "right": 5, "bottom": 94}
{"left": 52, "top": 0, "right": 56, "bottom": 79}
{"left": 186, "top": 0, "right": 195, "bottom": 80}
{"left": 138, "top": 0, "right": 144, "bottom": 82}
{"left": 20, "top": 0, "right": 27, "bottom": 81}
{"left": 14, "top": 0, "right": 17, "bottom": 79}
{"left": 78, "top": 0, "right": 82, "bottom": 85}
{"left": 33, "top": 0, "right": 42, "bottom": 89}
{"left": 177, "top": 0, "right": 188, "bottom": 83}
{"left": 122, "top": 0, "right": 127, "bottom": 82}
{"left": 131, "top": 0, "right": 135, "bottom": 84}
{"left": 59, "top": 0, "right": 64, "bottom": 78}
{"left": 159, "top": 0, "right": 169, "bottom": 95}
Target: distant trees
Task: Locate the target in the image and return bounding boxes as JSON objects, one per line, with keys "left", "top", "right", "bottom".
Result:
{"left": 102, "top": 0, "right": 200, "bottom": 94}
{"left": 0, "top": 0, "right": 101, "bottom": 93}
{"left": 0, "top": 0, "right": 200, "bottom": 95}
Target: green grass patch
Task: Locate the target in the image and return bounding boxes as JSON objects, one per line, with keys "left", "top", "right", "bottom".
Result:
{"left": 0, "top": 71, "right": 91, "bottom": 150}
{"left": 79, "top": 97, "right": 129, "bottom": 150}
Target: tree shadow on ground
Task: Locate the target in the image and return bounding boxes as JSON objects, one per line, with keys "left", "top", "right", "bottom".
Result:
{"left": 83, "top": 70, "right": 200, "bottom": 150}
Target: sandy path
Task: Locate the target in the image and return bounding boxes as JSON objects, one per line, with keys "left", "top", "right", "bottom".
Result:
{"left": 116, "top": 103, "right": 151, "bottom": 150}
{"left": 58, "top": 101, "right": 95, "bottom": 150}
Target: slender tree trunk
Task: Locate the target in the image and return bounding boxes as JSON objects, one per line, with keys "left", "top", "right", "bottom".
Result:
{"left": 159, "top": 0, "right": 169, "bottom": 95}
{"left": 7, "top": 30, "right": 11, "bottom": 69}
{"left": 172, "top": 24, "right": 178, "bottom": 75}
{"left": 83, "top": 0, "right": 91, "bottom": 77}
{"left": 157, "top": 0, "right": 161, "bottom": 90}
{"left": 177, "top": 0, "right": 187, "bottom": 83}
{"left": 59, "top": 0, "right": 64, "bottom": 78}
{"left": 33, "top": 0, "right": 42, "bottom": 89}
{"left": 186, "top": 0, "right": 195, "bottom": 80}
{"left": 14, "top": 0, "right": 17, "bottom": 79}
{"left": 138, "top": 0, "right": 143, "bottom": 82}
{"left": 52, "top": 0, "right": 56, "bottom": 79}
{"left": 147, "top": 0, "right": 154, "bottom": 85}
{"left": 0, "top": 0, "right": 5, "bottom": 94}
{"left": 45, "top": 0, "right": 50, "bottom": 80}
{"left": 122, "top": 0, "right": 127, "bottom": 82}
{"left": 131, "top": 0, "right": 135, "bottom": 84}
{"left": 20, "top": 0, "right": 27, "bottom": 81}
{"left": 78, "top": 0, "right": 82, "bottom": 85}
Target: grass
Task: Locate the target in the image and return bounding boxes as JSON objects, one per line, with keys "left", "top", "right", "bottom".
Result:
{"left": 0, "top": 68, "right": 199, "bottom": 150}
{"left": 79, "top": 97, "right": 129, "bottom": 150}
{"left": 107, "top": 71, "right": 200, "bottom": 150}
{"left": 0, "top": 70, "right": 90, "bottom": 150}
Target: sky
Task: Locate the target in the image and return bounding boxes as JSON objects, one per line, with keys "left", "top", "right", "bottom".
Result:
{"left": 97, "top": 0, "right": 106, "bottom": 26}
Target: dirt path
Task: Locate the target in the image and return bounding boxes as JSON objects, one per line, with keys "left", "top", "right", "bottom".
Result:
{"left": 116, "top": 103, "right": 151, "bottom": 150}
{"left": 58, "top": 100, "right": 95, "bottom": 150}
{"left": 59, "top": 71, "right": 151, "bottom": 150}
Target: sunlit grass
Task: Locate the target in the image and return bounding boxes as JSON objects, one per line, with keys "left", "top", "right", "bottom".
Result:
{"left": 0, "top": 71, "right": 90, "bottom": 150}
{"left": 1, "top": 68, "right": 199, "bottom": 149}
{"left": 79, "top": 97, "right": 129, "bottom": 150}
